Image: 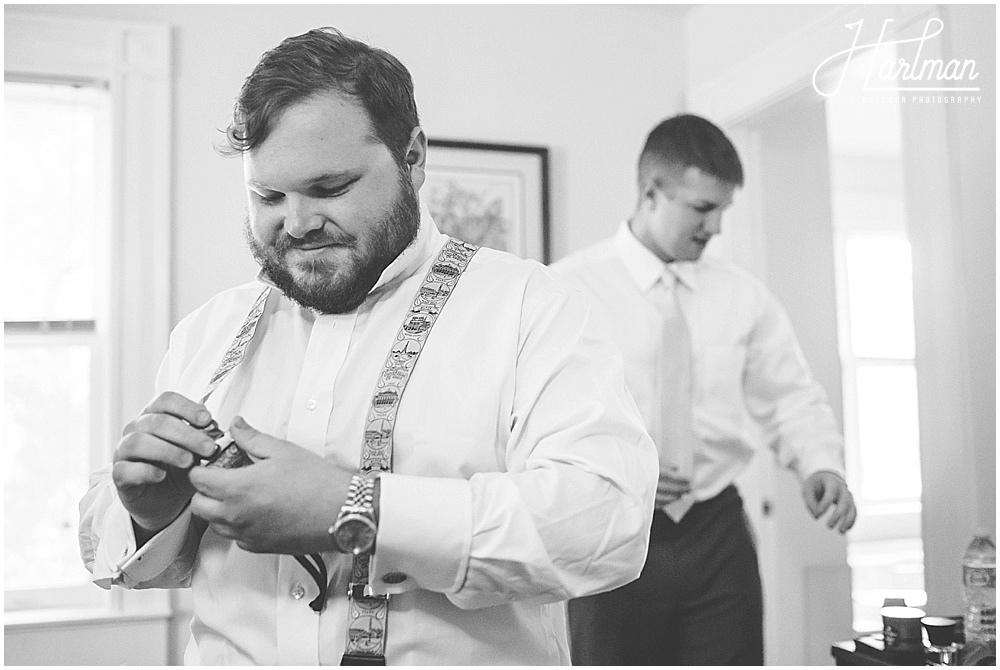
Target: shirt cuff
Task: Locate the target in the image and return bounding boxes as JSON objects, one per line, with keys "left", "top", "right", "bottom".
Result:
{"left": 368, "top": 473, "right": 472, "bottom": 595}
{"left": 796, "top": 448, "right": 846, "bottom": 482}
{"left": 92, "top": 501, "right": 194, "bottom": 589}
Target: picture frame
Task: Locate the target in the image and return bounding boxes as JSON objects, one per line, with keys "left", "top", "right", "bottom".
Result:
{"left": 423, "top": 139, "right": 550, "bottom": 264}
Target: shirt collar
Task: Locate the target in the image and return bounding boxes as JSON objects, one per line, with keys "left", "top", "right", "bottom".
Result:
{"left": 613, "top": 220, "right": 699, "bottom": 293}
{"left": 255, "top": 200, "right": 445, "bottom": 298}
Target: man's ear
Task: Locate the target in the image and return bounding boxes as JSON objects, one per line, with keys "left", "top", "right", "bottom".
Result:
{"left": 403, "top": 126, "right": 427, "bottom": 191}
{"left": 638, "top": 178, "right": 661, "bottom": 213}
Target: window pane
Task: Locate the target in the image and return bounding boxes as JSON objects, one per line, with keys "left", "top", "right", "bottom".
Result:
{"left": 3, "top": 81, "right": 109, "bottom": 321}
{"left": 856, "top": 365, "right": 922, "bottom": 501}
{"left": 4, "top": 344, "right": 94, "bottom": 590}
{"left": 845, "top": 238, "right": 916, "bottom": 359}
{"left": 849, "top": 538, "right": 925, "bottom": 633}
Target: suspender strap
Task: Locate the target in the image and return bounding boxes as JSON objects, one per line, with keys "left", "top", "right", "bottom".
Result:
{"left": 199, "top": 285, "right": 328, "bottom": 609}
{"left": 200, "top": 286, "right": 271, "bottom": 405}
{"left": 193, "top": 240, "right": 480, "bottom": 660}
{"left": 342, "top": 238, "right": 479, "bottom": 665}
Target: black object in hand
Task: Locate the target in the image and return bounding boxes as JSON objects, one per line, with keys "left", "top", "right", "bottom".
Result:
{"left": 201, "top": 420, "right": 252, "bottom": 469}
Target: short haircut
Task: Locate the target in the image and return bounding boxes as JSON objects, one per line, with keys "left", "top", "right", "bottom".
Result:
{"left": 223, "top": 27, "right": 419, "bottom": 163}
{"left": 638, "top": 114, "right": 744, "bottom": 188}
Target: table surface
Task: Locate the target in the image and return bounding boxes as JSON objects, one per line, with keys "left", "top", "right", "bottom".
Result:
{"left": 831, "top": 639, "right": 916, "bottom": 666}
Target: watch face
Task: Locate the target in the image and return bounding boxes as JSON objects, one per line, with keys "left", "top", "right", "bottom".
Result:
{"left": 335, "top": 515, "right": 377, "bottom": 555}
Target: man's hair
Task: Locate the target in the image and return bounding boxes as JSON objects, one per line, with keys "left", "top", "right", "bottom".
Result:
{"left": 638, "top": 114, "right": 744, "bottom": 188}
{"left": 223, "top": 27, "right": 419, "bottom": 162}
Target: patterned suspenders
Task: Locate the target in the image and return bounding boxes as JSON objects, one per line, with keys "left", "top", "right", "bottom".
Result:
{"left": 200, "top": 286, "right": 271, "bottom": 406}
{"left": 197, "top": 239, "right": 480, "bottom": 665}
{"left": 342, "top": 239, "right": 478, "bottom": 665}
{"left": 198, "top": 286, "right": 331, "bottom": 610}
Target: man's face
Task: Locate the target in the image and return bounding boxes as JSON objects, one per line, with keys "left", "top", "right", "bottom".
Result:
{"left": 633, "top": 166, "right": 736, "bottom": 263}
{"left": 243, "top": 90, "right": 421, "bottom": 314}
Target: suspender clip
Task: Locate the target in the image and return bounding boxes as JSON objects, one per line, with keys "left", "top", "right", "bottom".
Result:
{"left": 349, "top": 582, "right": 387, "bottom": 600}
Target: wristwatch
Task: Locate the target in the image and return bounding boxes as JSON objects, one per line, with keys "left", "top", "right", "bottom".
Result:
{"left": 329, "top": 475, "right": 378, "bottom": 556}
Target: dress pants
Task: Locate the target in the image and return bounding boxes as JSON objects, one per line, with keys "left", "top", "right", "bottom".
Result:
{"left": 568, "top": 485, "right": 763, "bottom": 665}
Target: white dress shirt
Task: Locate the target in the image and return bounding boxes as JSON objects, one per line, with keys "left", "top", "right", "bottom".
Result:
{"left": 551, "top": 221, "right": 845, "bottom": 511}
{"left": 79, "top": 207, "right": 658, "bottom": 665}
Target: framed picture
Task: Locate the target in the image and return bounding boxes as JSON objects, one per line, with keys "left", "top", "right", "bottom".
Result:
{"left": 423, "top": 139, "right": 550, "bottom": 263}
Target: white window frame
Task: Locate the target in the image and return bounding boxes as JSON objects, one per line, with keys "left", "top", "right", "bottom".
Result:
{"left": 4, "top": 12, "right": 172, "bottom": 619}
{"left": 832, "top": 229, "right": 923, "bottom": 545}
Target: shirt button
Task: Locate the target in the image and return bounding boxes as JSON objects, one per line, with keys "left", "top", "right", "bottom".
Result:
{"left": 382, "top": 572, "right": 407, "bottom": 585}
{"left": 305, "top": 399, "right": 317, "bottom": 411}
{"left": 291, "top": 583, "right": 306, "bottom": 600}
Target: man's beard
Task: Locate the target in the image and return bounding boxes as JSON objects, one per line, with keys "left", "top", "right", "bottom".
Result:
{"left": 244, "top": 170, "right": 420, "bottom": 315}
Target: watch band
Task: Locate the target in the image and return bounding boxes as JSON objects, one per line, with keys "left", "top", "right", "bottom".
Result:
{"left": 341, "top": 238, "right": 479, "bottom": 666}
{"left": 331, "top": 475, "right": 378, "bottom": 555}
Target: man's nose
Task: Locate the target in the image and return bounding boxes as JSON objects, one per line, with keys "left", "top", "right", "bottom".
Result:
{"left": 284, "top": 196, "right": 325, "bottom": 238}
{"left": 702, "top": 210, "right": 723, "bottom": 236}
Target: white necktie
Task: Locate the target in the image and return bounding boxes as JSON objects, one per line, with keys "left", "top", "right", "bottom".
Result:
{"left": 656, "top": 268, "right": 698, "bottom": 521}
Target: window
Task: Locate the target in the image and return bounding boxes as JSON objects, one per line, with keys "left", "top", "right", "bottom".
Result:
{"left": 4, "top": 80, "right": 111, "bottom": 608}
{"left": 825, "top": 43, "right": 925, "bottom": 633}
{"left": 4, "top": 13, "right": 172, "bottom": 619}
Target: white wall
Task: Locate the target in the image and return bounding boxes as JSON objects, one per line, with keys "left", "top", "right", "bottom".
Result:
{"left": 4, "top": 615, "right": 169, "bottom": 665}
{"left": 941, "top": 3, "right": 996, "bottom": 544}
{"left": 11, "top": 3, "right": 686, "bottom": 325}
{"left": 683, "top": 3, "right": 834, "bottom": 89}
{"left": 898, "top": 3, "right": 996, "bottom": 618}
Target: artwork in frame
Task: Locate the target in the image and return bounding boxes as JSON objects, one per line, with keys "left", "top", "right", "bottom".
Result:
{"left": 423, "top": 139, "right": 550, "bottom": 264}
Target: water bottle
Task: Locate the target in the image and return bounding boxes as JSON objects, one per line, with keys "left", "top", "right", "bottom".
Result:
{"left": 963, "top": 532, "right": 996, "bottom": 644}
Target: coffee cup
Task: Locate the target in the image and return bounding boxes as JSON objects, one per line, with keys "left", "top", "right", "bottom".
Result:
{"left": 921, "top": 616, "right": 959, "bottom": 647}
{"left": 881, "top": 606, "right": 925, "bottom": 651}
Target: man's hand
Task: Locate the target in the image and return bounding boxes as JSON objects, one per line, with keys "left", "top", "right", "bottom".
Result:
{"left": 112, "top": 392, "right": 220, "bottom": 540}
{"left": 188, "top": 417, "right": 352, "bottom": 555}
{"left": 655, "top": 473, "right": 692, "bottom": 507}
{"left": 802, "top": 471, "right": 856, "bottom": 533}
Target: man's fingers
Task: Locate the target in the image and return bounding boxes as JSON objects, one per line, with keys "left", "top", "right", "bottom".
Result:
{"left": 806, "top": 477, "right": 837, "bottom": 519}
{"left": 827, "top": 495, "right": 848, "bottom": 529}
{"left": 803, "top": 474, "right": 857, "bottom": 532}
{"left": 229, "top": 416, "right": 278, "bottom": 459}
{"left": 140, "top": 391, "right": 214, "bottom": 429}
{"left": 115, "top": 430, "right": 207, "bottom": 470}
{"left": 817, "top": 483, "right": 837, "bottom": 518}
{"left": 822, "top": 479, "right": 855, "bottom": 529}
{"left": 803, "top": 479, "right": 822, "bottom": 517}
{"left": 188, "top": 464, "right": 239, "bottom": 500}
{"left": 655, "top": 476, "right": 691, "bottom": 507}
{"left": 112, "top": 460, "right": 167, "bottom": 490}
{"left": 657, "top": 475, "right": 691, "bottom": 492}
{"left": 655, "top": 491, "right": 683, "bottom": 506}
{"left": 190, "top": 492, "right": 232, "bottom": 530}
{"left": 838, "top": 498, "right": 858, "bottom": 533}
{"left": 123, "top": 413, "right": 218, "bottom": 460}
{"left": 657, "top": 482, "right": 690, "bottom": 495}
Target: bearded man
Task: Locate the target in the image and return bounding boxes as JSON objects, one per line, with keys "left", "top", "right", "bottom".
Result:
{"left": 79, "top": 27, "right": 656, "bottom": 666}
